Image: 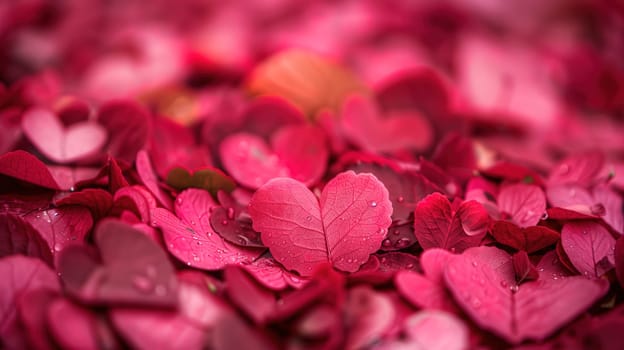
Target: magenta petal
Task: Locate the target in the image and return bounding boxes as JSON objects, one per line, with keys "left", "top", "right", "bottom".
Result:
{"left": 23, "top": 206, "right": 93, "bottom": 257}
{"left": 498, "top": 183, "right": 546, "bottom": 228}
{"left": 243, "top": 257, "right": 307, "bottom": 291}
{"left": 561, "top": 221, "right": 616, "bottom": 278}
{"left": 249, "top": 171, "right": 392, "bottom": 276}
{"left": 224, "top": 266, "right": 276, "bottom": 324}
{"left": 444, "top": 246, "right": 608, "bottom": 343}
{"left": 151, "top": 188, "right": 262, "bottom": 270}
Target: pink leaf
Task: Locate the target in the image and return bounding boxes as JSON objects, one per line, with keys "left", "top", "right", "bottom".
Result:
{"left": 53, "top": 189, "right": 113, "bottom": 219}
{"left": 395, "top": 248, "right": 458, "bottom": 312}
{"left": 402, "top": 311, "right": 469, "bottom": 350}
{"left": 0, "top": 213, "right": 53, "bottom": 265}
{"left": 220, "top": 125, "right": 328, "bottom": 189}
{"left": 47, "top": 299, "right": 100, "bottom": 350}
{"left": 490, "top": 221, "right": 559, "bottom": 253}
{"left": 498, "top": 183, "right": 546, "bottom": 227}
{"left": 57, "top": 220, "right": 178, "bottom": 306}
{"left": 151, "top": 188, "right": 263, "bottom": 270}
{"left": 341, "top": 95, "right": 433, "bottom": 153}
{"left": 242, "top": 258, "right": 307, "bottom": 291}
{"left": 512, "top": 250, "right": 539, "bottom": 283}
{"left": 547, "top": 151, "right": 605, "bottom": 187}
{"left": 21, "top": 108, "right": 107, "bottom": 164}
{"left": 0, "top": 150, "right": 59, "bottom": 189}
{"left": 561, "top": 221, "right": 616, "bottom": 278}
{"left": 24, "top": 206, "right": 93, "bottom": 256}
{"left": 413, "top": 193, "right": 489, "bottom": 252}
{"left": 0, "top": 255, "right": 60, "bottom": 349}
{"left": 224, "top": 266, "right": 276, "bottom": 324}
{"left": 444, "top": 246, "right": 608, "bottom": 343}
{"left": 249, "top": 171, "right": 393, "bottom": 276}
{"left": 96, "top": 101, "right": 151, "bottom": 163}
{"left": 344, "top": 286, "right": 395, "bottom": 350}
{"left": 136, "top": 150, "right": 173, "bottom": 210}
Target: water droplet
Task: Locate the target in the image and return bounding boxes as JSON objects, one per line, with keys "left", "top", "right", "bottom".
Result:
{"left": 500, "top": 280, "right": 508, "bottom": 288}
{"left": 541, "top": 212, "right": 549, "bottom": 220}
{"left": 395, "top": 238, "right": 411, "bottom": 248}
{"left": 347, "top": 259, "right": 353, "bottom": 263}
{"left": 237, "top": 236, "right": 248, "bottom": 246}
{"left": 207, "top": 232, "right": 212, "bottom": 237}
{"left": 221, "top": 220, "right": 228, "bottom": 225}
{"left": 193, "top": 256, "right": 200, "bottom": 262}
{"left": 382, "top": 239, "right": 392, "bottom": 247}
{"left": 53, "top": 212, "right": 60, "bottom": 217}
{"left": 155, "top": 285, "right": 167, "bottom": 296}
{"left": 406, "top": 263, "right": 414, "bottom": 269}
{"left": 509, "top": 285, "right": 519, "bottom": 293}
{"left": 53, "top": 243, "right": 62, "bottom": 252}
{"left": 378, "top": 228, "right": 386, "bottom": 235}
{"left": 290, "top": 276, "right": 300, "bottom": 283}
{"left": 196, "top": 241, "right": 202, "bottom": 246}
{"left": 145, "top": 265, "right": 157, "bottom": 278}
{"left": 152, "top": 221, "right": 158, "bottom": 226}
{"left": 397, "top": 196, "right": 404, "bottom": 203}
{"left": 370, "top": 201, "right": 377, "bottom": 207}
{"left": 472, "top": 298, "right": 482, "bottom": 307}
{"left": 176, "top": 197, "right": 183, "bottom": 204}
{"left": 132, "top": 276, "right": 154, "bottom": 293}
{"left": 69, "top": 186, "right": 75, "bottom": 192}
{"left": 471, "top": 261, "right": 478, "bottom": 267}
{"left": 306, "top": 216, "right": 312, "bottom": 221}
{"left": 227, "top": 207, "right": 235, "bottom": 219}
{"left": 538, "top": 268, "right": 544, "bottom": 272}
{"left": 186, "top": 261, "right": 192, "bottom": 266}
{"left": 393, "top": 230, "right": 400, "bottom": 235}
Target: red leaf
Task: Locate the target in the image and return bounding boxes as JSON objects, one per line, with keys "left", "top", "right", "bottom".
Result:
{"left": 249, "top": 171, "right": 393, "bottom": 276}
{"left": 0, "top": 255, "right": 60, "bottom": 349}
{"left": 490, "top": 221, "right": 560, "bottom": 253}
{"left": 151, "top": 188, "right": 263, "bottom": 270}
{"left": 53, "top": 189, "right": 113, "bottom": 219}
{"left": 444, "top": 246, "right": 608, "bottom": 343}
{"left": 224, "top": 266, "right": 276, "bottom": 324}
{"left": 512, "top": 250, "right": 539, "bottom": 283}
{"left": 0, "top": 150, "right": 59, "bottom": 189}
{"left": 615, "top": 236, "right": 624, "bottom": 288}
{"left": 57, "top": 220, "right": 178, "bottom": 306}
{"left": 0, "top": 213, "right": 53, "bottom": 265}
{"left": 166, "top": 166, "right": 235, "bottom": 198}
{"left": 548, "top": 151, "right": 605, "bottom": 187}
{"left": 561, "top": 221, "right": 616, "bottom": 278}
{"left": 96, "top": 100, "right": 151, "bottom": 163}
{"left": 344, "top": 286, "right": 395, "bottom": 350}
{"left": 21, "top": 108, "right": 107, "bottom": 164}
{"left": 413, "top": 193, "right": 489, "bottom": 252}
{"left": 136, "top": 150, "right": 173, "bottom": 210}
{"left": 395, "top": 248, "right": 458, "bottom": 313}
{"left": 498, "top": 183, "right": 546, "bottom": 227}
{"left": 341, "top": 95, "right": 433, "bottom": 153}
{"left": 111, "top": 185, "right": 157, "bottom": 223}
{"left": 220, "top": 125, "right": 328, "bottom": 189}
{"left": 23, "top": 206, "right": 93, "bottom": 256}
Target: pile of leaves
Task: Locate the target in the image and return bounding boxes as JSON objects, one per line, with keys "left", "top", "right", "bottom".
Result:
{"left": 1, "top": 0, "right": 624, "bottom": 349}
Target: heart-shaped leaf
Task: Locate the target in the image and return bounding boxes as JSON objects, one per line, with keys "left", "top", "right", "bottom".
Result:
{"left": 249, "top": 171, "right": 393, "bottom": 276}
{"left": 444, "top": 246, "right": 608, "bottom": 343}
{"left": 220, "top": 125, "right": 328, "bottom": 189}
{"left": 413, "top": 193, "right": 489, "bottom": 252}
{"left": 151, "top": 188, "right": 263, "bottom": 270}
{"left": 490, "top": 220, "right": 560, "bottom": 253}
{"left": 57, "top": 219, "right": 178, "bottom": 306}
{"left": 22, "top": 108, "right": 107, "bottom": 164}
{"left": 498, "top": 183, "right": 546, "bottom": 227}
{"left": 23, "top": 206, "right": 93, "bottom": 256}
{"left": 561, "top": 221, "right": 616, "bottom": 278}
{"left": 166, "top": 166, "right": 235, "bottom": 197}
{"left": 341, "top": 95, "right": 433, "bottom": 153}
